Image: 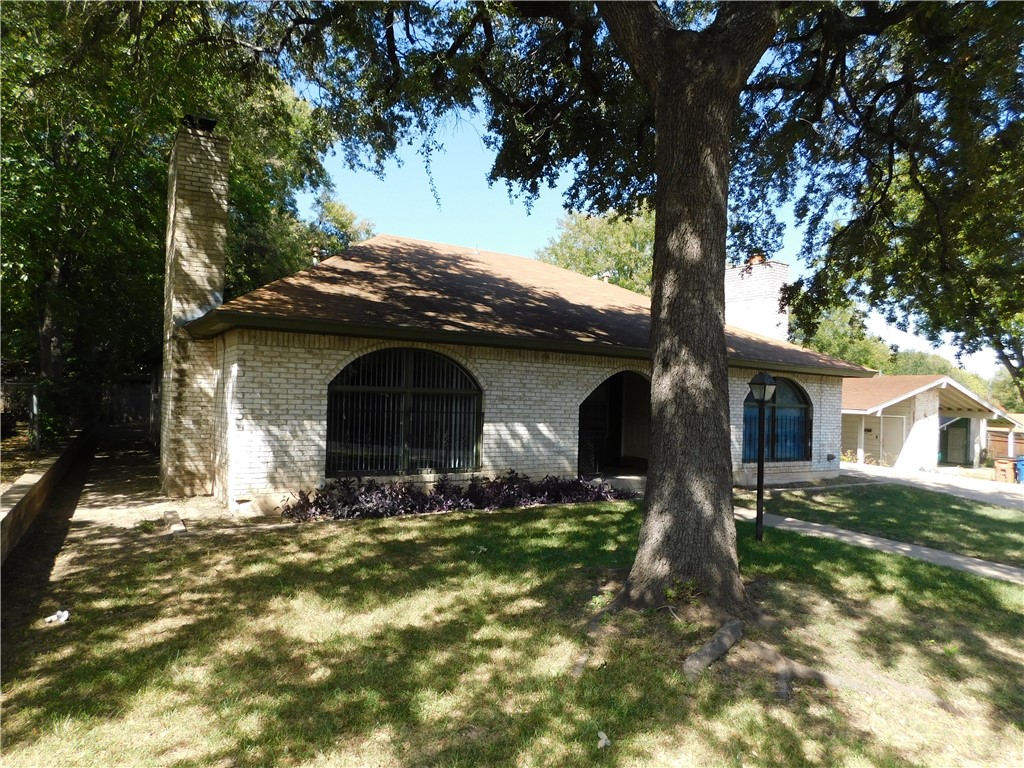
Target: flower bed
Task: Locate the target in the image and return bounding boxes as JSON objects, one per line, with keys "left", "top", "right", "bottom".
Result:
{"left": 283, "top": 470, "right": 638, "bottom": 521}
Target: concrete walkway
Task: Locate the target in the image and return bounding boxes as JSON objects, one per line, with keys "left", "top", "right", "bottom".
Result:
{"left": 734, "top": 507, "right": 1024, "bottom": 585}
{"left": 839, "top": 461, "right": 1024, "bottom": 510}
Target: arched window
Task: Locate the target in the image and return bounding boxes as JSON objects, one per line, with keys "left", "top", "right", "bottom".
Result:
{"left": 326, "top": 348, "right": 481, "bottom": 474}
{"left": 742, "top": 378, "right": 812, "bottom": 462}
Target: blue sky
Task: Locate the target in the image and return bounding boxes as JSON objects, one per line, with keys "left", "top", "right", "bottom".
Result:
{"left": 299, "top": 119, "right": 999, "bottom": 380}
{"left": 299, "top": 117, "right": 571, "bottom": 258}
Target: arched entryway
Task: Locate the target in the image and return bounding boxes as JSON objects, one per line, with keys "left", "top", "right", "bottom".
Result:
{"left": 578, "top": 371, "right": 650, "bottom": 476}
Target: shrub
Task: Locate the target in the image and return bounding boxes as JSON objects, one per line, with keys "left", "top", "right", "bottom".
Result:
{"left": 282, "top": 471, "right": 638, "bottom": 522}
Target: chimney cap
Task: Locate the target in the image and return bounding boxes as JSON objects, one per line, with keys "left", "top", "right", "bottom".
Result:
{"left": 183, "top": 114, "right": 218, "bottom": 133}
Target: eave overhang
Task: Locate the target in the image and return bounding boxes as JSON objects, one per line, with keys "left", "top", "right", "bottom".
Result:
{"left": 186, "top": 310, "right": 650, "bottom": 360}
{"left": 187, "top": 310, "right": 874, "bottom": 377}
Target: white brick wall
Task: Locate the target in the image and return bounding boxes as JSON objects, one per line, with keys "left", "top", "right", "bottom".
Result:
{"left": 728, "top": 368, "right": 844, "bottom": 485}
{"left": 212, "top": 331, "right": 653, "bottom": 506}
{"left": 723, "top": 260, "right": 790, "bottom": 341}
{"left": 205, "top": 329, "right": 847, "bottom": 506}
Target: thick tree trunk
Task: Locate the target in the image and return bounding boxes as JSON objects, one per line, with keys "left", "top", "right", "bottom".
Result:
{"left": 36, "top": 252, "right": 70, "bottom": 384}
{"left": 625, "top": 74, "right": 744, "bottom": 611}
{"left": 994, "top": 343, "right": 1024, "bottom": 406}
{"left": 601, "top": 3, "right": 778, "bottom": 612}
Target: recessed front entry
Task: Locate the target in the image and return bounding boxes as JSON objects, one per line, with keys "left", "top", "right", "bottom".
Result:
{"left": 578, "top": 371, "right": 650, "bottom": 476}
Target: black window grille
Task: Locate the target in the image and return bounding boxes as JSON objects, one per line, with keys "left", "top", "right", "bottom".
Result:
{"left": 326, "top": 349, "right": 482, "bottom": 474}
{"left": 742, "top": 378, "right": 813, "bottom": 462}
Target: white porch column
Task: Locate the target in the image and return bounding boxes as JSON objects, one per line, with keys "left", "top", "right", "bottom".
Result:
{"left": 857, "top": 415, "right": 865, "bottom": 463}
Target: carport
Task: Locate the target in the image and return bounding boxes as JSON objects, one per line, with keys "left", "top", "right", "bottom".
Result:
{"left": 841, "top": 375, "right": 1007, "bottom": 470}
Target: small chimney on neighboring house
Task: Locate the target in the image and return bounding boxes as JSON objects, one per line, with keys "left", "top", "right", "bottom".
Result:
{"left": 723, "top": 253, "right": 790, "bottom": 341}
{"left": 160, "top": 118, "right": 230, "bottom": 496}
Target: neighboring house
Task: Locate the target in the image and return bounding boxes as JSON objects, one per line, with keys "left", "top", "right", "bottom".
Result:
{"left": 841, "top": 375, "right": 1010, "bottom": 470}
{"left": 986, "top": 412, "right": 1024, "bottom": 459}
{"left": 160, "top": 123, "right": 873, "bottom": 510}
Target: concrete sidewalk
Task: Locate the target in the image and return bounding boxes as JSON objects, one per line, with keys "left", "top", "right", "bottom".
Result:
{"left": 734, "top": 507, "right": 1024, "bottom": 585}
{"left": 839, "top": 462, "right": 1024, "bottom": 510}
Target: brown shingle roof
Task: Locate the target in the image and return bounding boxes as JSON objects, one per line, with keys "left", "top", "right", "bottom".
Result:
{"left": 843, "top": 375, "right": 946, "bottom": 412}
{"left": 843, "top": 374, "right": 1005, "bottom": 417}
{"left": 189, "top": 234, "right": 873, "bottom": 377}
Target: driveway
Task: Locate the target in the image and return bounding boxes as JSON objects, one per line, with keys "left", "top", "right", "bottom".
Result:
{"left": 839, "top": 461, "right": 1024, "bottom": 511}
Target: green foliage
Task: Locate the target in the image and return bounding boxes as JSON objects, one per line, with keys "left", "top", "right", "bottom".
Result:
{"left": 536, "top": 207, "right": 654, "bottom": 295}
{"left": 795, "top": 306, "right": 893, "bottom": 372}
{"left": 244, "top": 2, "right": 657, "bottom": 212}
{"left": 311, "top": 192, "right": 376, "bottom": 254}
{"left": 1, "top": 1, "right": 338, "bottom": 393}
{"left": 225, "top": 192, "right": 374, "bottom": 299}
{"left": 991, "top": 369, "right": 1024, "bottom": 413}
{"left": 749, "top": 4, "right": 1024, "bottom": 400}
{"left": 884, "top": 350, "right": 989, "bottom": 399}
{"left": 799, "top": 305, "right": 992, "bottom": 399}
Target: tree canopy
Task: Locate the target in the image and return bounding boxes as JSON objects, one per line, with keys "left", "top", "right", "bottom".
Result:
{"left": 992, "top": 369, "right": 1024, "bottom": 413}
{"left": 759, "top": 3, "right": 1024, "bottom": 402}
{"left": 536, "top": 207, "right": 654, "bottom": 295}
{"left": 5, "top": 0, "right": 1021, "bottom": 610}
{"left": 0, "top": 1, "right": 354, "bottom": 400}
{"left": 796, "top": 305, "right": 991, "bottom": 398}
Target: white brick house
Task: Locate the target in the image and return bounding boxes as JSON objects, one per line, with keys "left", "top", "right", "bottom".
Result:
{"left": 160, "top": 124, "right": 873, "bottom": 508}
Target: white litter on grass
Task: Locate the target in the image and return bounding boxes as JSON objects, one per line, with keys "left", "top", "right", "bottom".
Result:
{"left": 44, "top": 610, "right": 69, "bottom": 624}
{"left": 598, "top": 731, "right": 611, "bottom": 749}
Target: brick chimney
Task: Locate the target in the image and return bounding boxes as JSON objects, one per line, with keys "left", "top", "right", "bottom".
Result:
{"left": 160, "top": 120, "right": 230, "bottom": 496}
{"left": 723, "top": 256, "right": 790, "bottom": 341}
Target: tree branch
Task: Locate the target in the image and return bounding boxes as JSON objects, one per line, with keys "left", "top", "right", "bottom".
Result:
{"left": 598, "top": 1, "right": 675, "bottom": 95}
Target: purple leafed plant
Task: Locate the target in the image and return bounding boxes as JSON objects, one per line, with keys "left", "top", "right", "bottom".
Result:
{"left": 282, "top": 471, "right": 637, "bottom": 522}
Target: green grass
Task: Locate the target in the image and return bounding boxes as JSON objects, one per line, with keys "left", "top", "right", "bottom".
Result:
{"left": 2, "top": 501, "right": 1022, "bottom": 767}
{"left": 739, "top": 484, "right": 1024, "bottom": 568}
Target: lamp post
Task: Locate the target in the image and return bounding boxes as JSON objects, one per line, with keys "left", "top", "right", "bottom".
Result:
{"left": 748, "top": 371, "right": 776, "bottom": 542}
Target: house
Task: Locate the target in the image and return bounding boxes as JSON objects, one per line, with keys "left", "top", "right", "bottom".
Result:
{"left": 160, "top": 123, "right": 873, "bottom": 510}
{"left": 841, "top": 374, "right": 1011, "bottom": 470}
{"left": 985, "top": 412, "right": 1024, "bottom": 459}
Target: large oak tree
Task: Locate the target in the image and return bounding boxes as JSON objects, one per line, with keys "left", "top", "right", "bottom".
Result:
{"left": 245, "top": 1, "right": 1021, "bottom": 611}
{"left": 9, "top": 1, "right": 1019, "bottom": 611}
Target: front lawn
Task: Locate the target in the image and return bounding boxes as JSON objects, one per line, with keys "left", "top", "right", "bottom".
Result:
{"left": 742, "top": 484, "right": 1024, "bottom": 568}
{"left": 2, "top": 501, "right": 1021, "bottom": 767}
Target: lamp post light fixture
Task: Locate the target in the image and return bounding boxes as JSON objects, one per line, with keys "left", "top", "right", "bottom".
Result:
{"left": 748, "top": 371, "right": 776, "bottom": 542}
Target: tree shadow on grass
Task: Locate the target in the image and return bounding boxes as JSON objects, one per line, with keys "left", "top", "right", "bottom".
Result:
{"left": 2, "top": 498, "right": 980, "bottom": 767}
{"left": 759, "top": 485, "right": 1024, "bottom": 568}
{"left": 737, "top": 521, "right": 1024, "bottom": 740}
{"left": 1, "top": 448, "right": 92, "bottom": 661}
